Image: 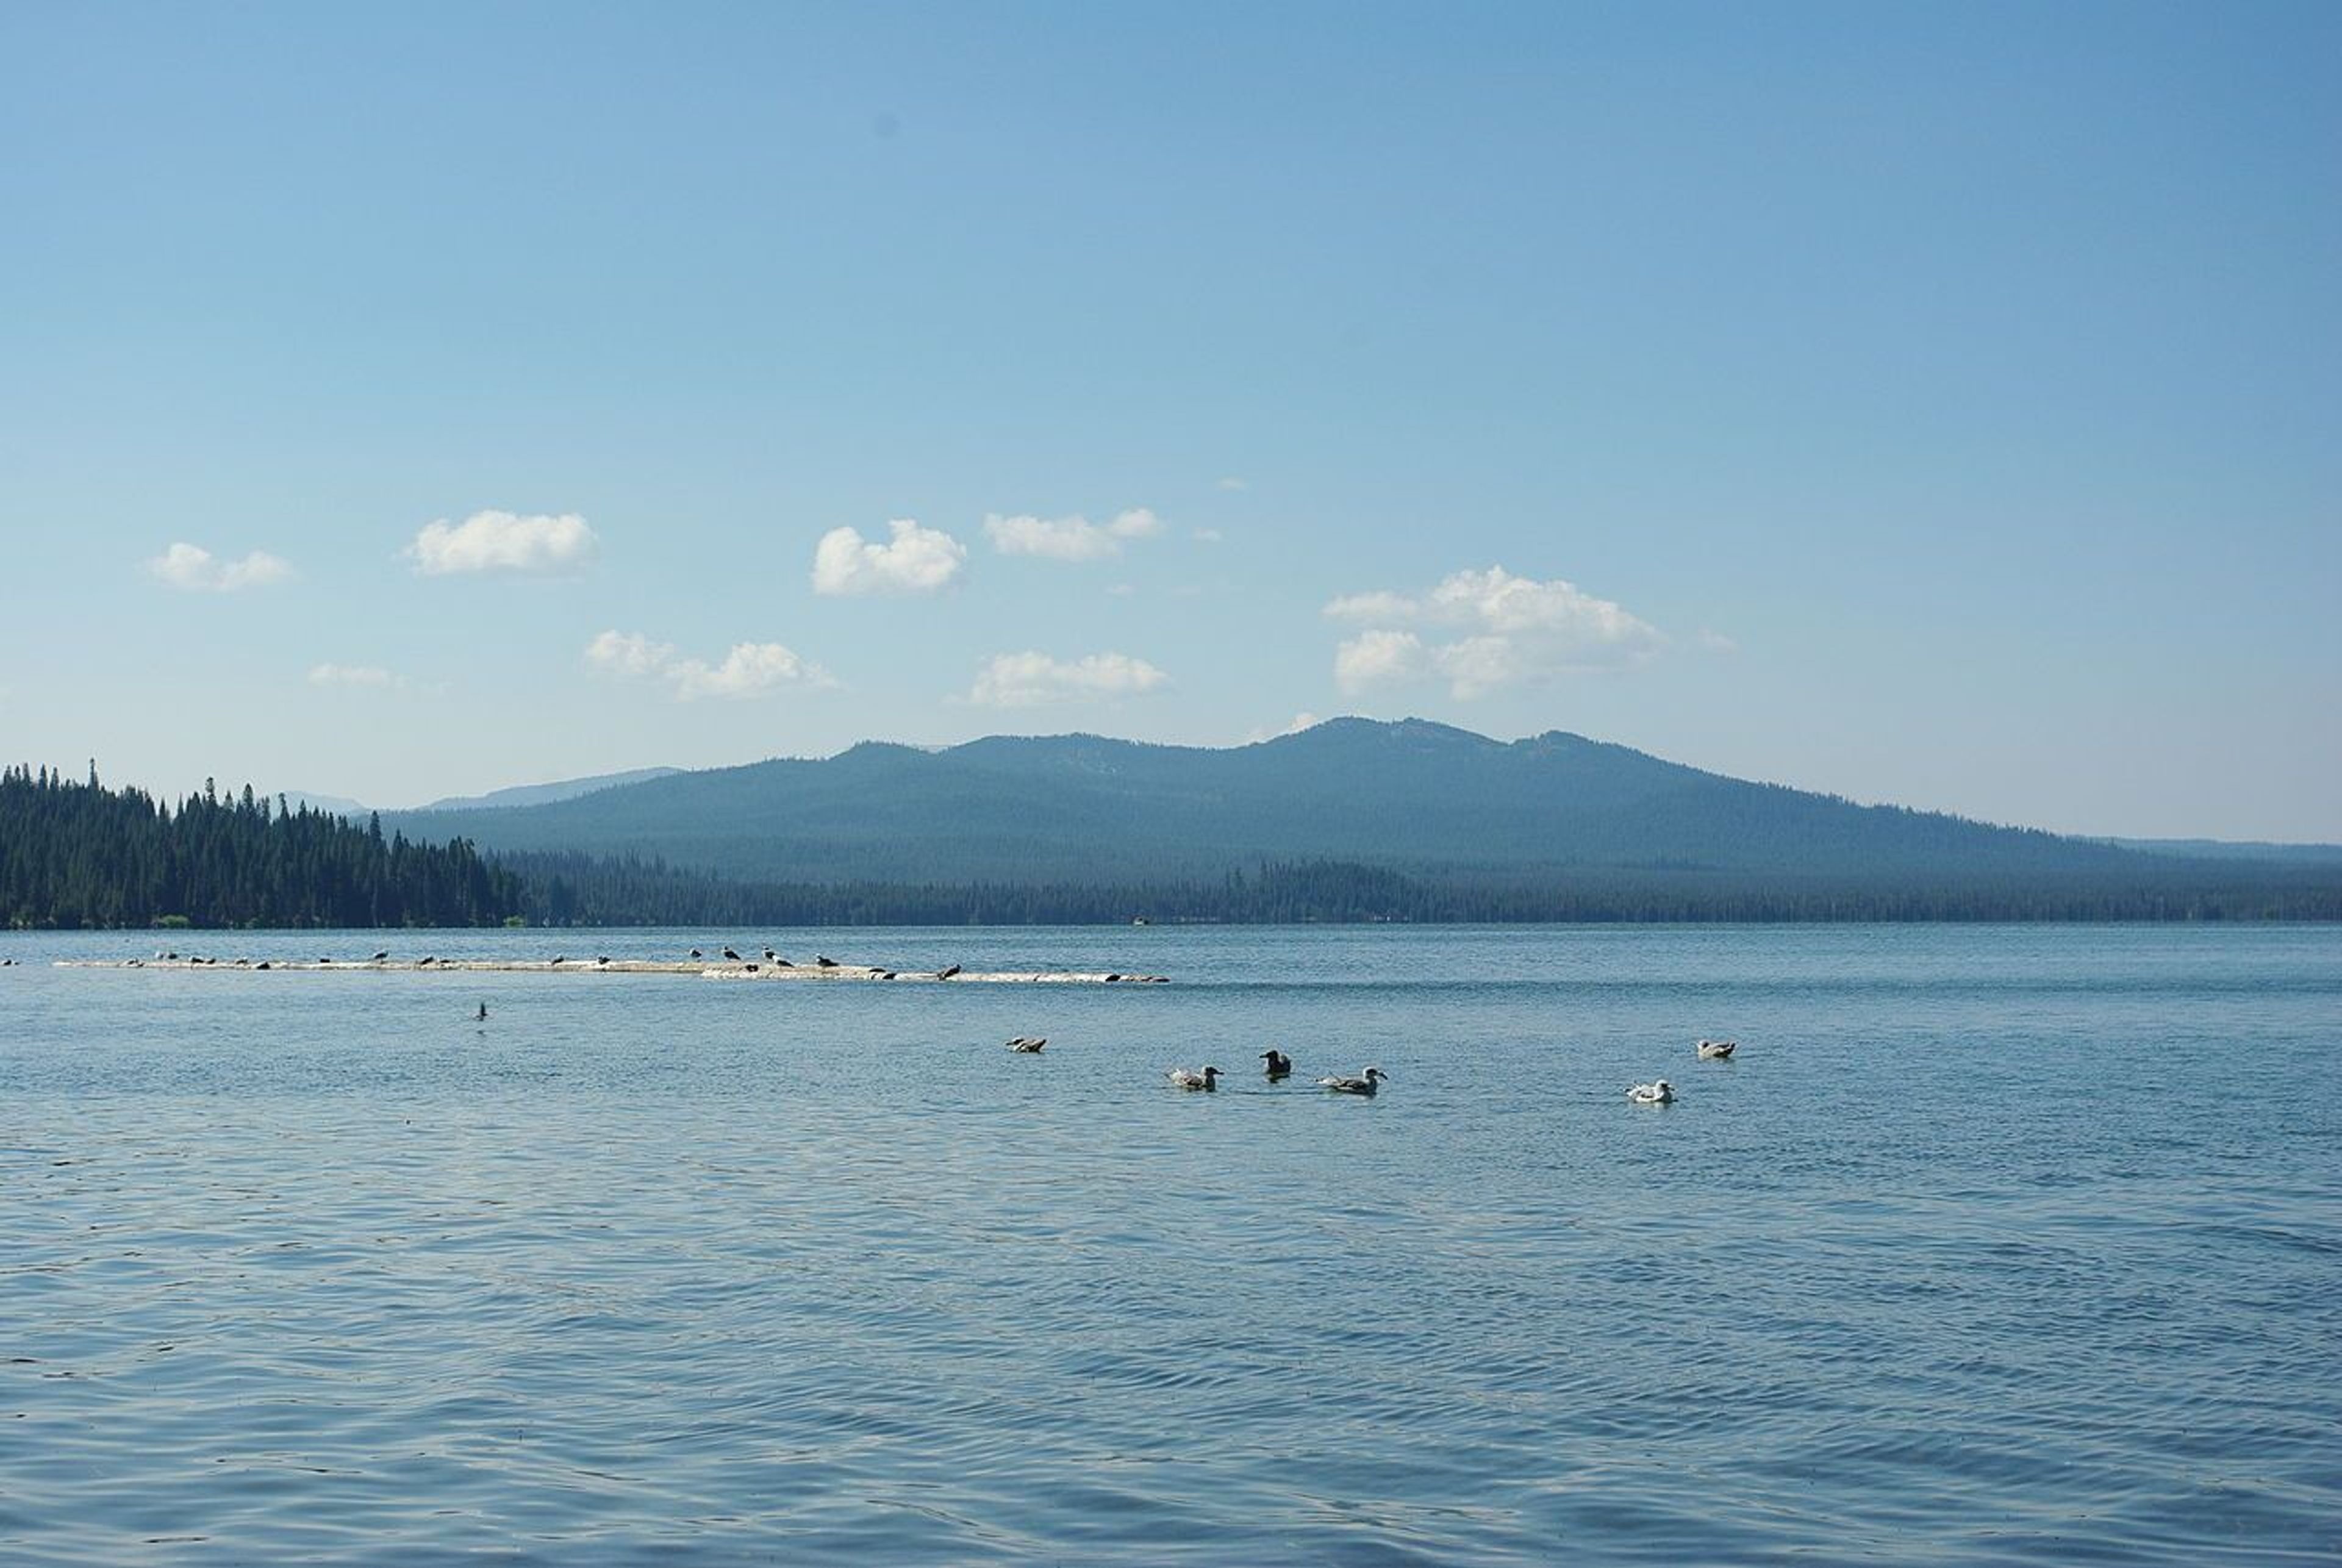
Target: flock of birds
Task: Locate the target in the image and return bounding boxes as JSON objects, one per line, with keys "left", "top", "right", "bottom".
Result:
{"left": 1624, "top": 1039, "right": 1738, "bottom": 1105}
{"left": 1013, "top": 1037, "right": 1736, "bottom": 1103}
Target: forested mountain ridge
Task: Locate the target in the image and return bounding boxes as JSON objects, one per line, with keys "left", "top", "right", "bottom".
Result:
{"left": 385, "top": 718, "right": 2168, "bottom": 886}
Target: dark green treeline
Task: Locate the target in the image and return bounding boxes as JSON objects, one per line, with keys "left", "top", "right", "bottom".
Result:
{"left": 1, "top": 765, "right": 523, "bottom": 929}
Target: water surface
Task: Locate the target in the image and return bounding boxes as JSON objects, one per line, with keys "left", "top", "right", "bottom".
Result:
{"left": 4, "top": 925, "right": 2337, "bottom": 1564}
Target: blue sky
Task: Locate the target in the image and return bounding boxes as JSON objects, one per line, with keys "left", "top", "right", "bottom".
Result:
{"left": 2, "top": 1, "right": 2335, "bottom": 837}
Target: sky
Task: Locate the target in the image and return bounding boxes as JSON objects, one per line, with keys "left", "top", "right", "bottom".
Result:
{"left": 2, "top": 1, "right": 2336, "bottom": 838}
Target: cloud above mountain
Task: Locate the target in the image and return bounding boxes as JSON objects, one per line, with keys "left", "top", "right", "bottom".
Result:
{"left": 811, "top": 518, "right": 967, "bottom": 595}
{"left": 969, "top": 650, "right": 1169, "bottom": 706}
{"left": 1327, "top": 567, "right": 1663, "bottom": 696}
{"left": 586, "top": 630, "right": 834, "bottom": 701}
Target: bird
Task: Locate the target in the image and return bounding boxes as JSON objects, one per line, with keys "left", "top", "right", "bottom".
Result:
{"left": 418, "top": 956, "right": 436, "bottom": 966}
{"left": 551, "top": 956, "right": 567, "bottom": 965}
{"left": 689, "top": 948, "right": 703, "bottom": 960}
{"left": 1167, "top": 1066, "right": 1223, "bottom": 1091}
{"left": 937, "top": 964, "right": 962, "bottom": 979}
{"left": 745, "top": 963, "right": 760, "bottom": 973}
{"left": 1104, "top": 973, "right": 1123, "bottom": 983}
{"left": 476, "top": 1003, "right": 489, "bottom": 1022}
{"left": 1696, "top": 1039, "right": 1737, "bottom": 1061}
{"left": 370, "top": 950, "right": 389, "bottom": 962}
{"left": 1627, "top": 1079, "right": 1677, "bottom": 1106}
{"left": 764, "top": 948, "right": 779, "bottom": 963}
{"left": 815, "top": 955, "right": 838, "bottom": 968}
{"left": 1008, "top": 1036, "right": 1047, "bottom": 1053}
{"left": 255, "top": 961, "right": 271, "bottom": 970}
{"left": 1262, "top": 1050, "right": 1292, "bottom": 1079}
{"left": 722, "top": 947, "right": 742, "bottom": 962}
{"left": 1317, "top": 1067, "right": 1388, "bottom": 1096}
{"left": 596, "top": 956, "right": 611, "bottom": 966}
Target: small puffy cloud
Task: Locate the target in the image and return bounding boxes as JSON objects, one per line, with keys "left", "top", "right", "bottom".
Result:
{"left": 1334, "top": 629, "right": 1426, "bottom": 694}
{"left": 1216, "top": 476, "right": 1248, "bottom": 492}
{"left": 1324, "top": 566, "right": 1662, "bottom": 698}
{"left": 969, "top": 650, "right": 1170, "bottom": 707}
{"left": 147, "top": 542, "right": 293, "bottom": 592}
{"left": 983, "top": 507, "right": 1163, "bottom": 562}
{"left": 1244, "top": 711, "right": 1322, "bottom": 743}
{"left": 586, "top": 629, "right": 833, "bottom": 701}
{"left": 811, "top": 518, "right": 967, "bottom": 596}
{"left": 584, "top": 629, "right": 675, "bottom": 678}
{"left": 409, "top": 510, "right": 596, "bottom": 576}
{"left": 1192, "top": 527, "right": 1224, "bottom": 543}
{"left": 308, "top": 663, "right": 402, "bottom": 689}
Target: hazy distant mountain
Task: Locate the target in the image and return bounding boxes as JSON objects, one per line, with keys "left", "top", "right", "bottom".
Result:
{"left": 417, "top": 767, "right": 683, "bottom": 813}
{"left": 282, "top": 790, "right": 371, "bottom": 818}
{"left": 387, "top": 718, "right": 2176, "bottom": 887}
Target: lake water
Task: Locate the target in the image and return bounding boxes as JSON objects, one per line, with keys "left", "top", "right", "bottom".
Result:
{"left": 3, "top": 924, "right": 2337, "bottom": 1564}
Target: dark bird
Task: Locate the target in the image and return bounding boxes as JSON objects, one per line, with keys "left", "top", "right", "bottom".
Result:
{"left": 552, "top": 956, "right": 567, "bottom": 965}
{"left": 370, "top": 950, "right": 389, "bottom": 962}
{"left": 256, "top": 961, "right": 272, "bottom": 971}
{"left": 476, "top": 1003, "right": 489, "bottom": 1022}
{"left": 418, "top": 956, "right": 436, "bottom": 966}
{"left": 1262, "top": 1050, "right": 1292, "bottom": 1079}
{"left": 764, "top": 948, "right": 778, "bottom": 962}
{"left": 596, "top": 956, "right": 611, "bottom": 966}
{"left": 815, "top": 955, "right": 838, "bottom": 968}
{"left": 689, "top": 948, "right": 704, "bottom": 960}
{"left": 937, "top": 964, "right": 962, "bottom": 979}
{"left": 879, "top": 971, "right": 897, "bottom": 980}
{"left": 723, "top": 947, "right": 743, "bottom": 962}
{"left": 1105, "top": 973, "right": 1123, "bottom": 983}
{"left": 745, "top": 963, "right": 760, "bottom": 972}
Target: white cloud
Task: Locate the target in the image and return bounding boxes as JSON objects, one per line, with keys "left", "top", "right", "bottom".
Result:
{"left": 811, "top": 518, "right": 967, "bottom": 596}
{"left": 1323, "top": 565, "right": 1662, "bottom": 697}
{"left": 584, "top": 630, "right": 676, "bottom": 678}
{"left": 982, "top": 507, "right": 1164, "bottom": 562}
{"left": 1334, "top": 629, "right": 1427, "bottom": 693}
{"left": 969, "top": 650, "right": 1170, "bottom": 707}
{"left": 409, "top": 510, "right": 596, "bottom": 576}
{"left": 1216, "top": 476, "right": 1249, "bottom": 492}
{"left": 1698, "top": 628, "right": 1739, "bottom": 654}
{"left": 1192, "top": 527, "right": 1224, "bottom": 543}
{"left": 308, "top": 663, "right": 402, "bottom": 689}
{"left": 586, "top": 629, "right": 833, "bottom": 701}
{"left": 147, "top": 542, "right": 293, "bottom": 592}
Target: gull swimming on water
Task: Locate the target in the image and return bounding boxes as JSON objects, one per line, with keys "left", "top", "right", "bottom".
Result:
{"left": 1317, "top": 1067, "right": 1387, "bottom": 1096}
{"left": 1628, "top": 1079, "right": 1677, "bottom": 1105}
{"left": 1696, "top": 1039, "right": 1737, "bottom": 1061}
{"left": 1167, "top": 1066, "right": 1222, "bottom": 1091}
{"left": 1008, "top": 1036, "right": 1047, "bottom": 1053}
{"left": 1261, "top": 1050, "right": 1292, "bottom": 1079}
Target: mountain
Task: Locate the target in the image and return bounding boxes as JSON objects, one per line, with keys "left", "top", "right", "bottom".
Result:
{"left": 384, "top": 718, "right": 2185, "bottom": 888}
{"left": 281, "top": 790, "right": 371, "bottom": 818}
{"left": 417, "top": 767, "right": 683, "bottom": 813}
{"left": 2104, "top": 837, "right": 2342, "bottom": 867}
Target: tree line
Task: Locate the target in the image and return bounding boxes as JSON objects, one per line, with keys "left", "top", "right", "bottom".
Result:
{"left": 1, "top": 765, "right": 523, "bottom": 929}
{"left": 6, "top": 767, "right": 2337, "bottom": 929}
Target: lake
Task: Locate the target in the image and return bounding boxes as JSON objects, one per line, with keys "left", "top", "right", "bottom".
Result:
{"left": 3, "top": 924, "right": 2337, "bottom": 1564}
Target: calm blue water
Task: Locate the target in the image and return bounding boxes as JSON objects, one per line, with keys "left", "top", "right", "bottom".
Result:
{"left": 3, "top": 925, "right": 2337, "bottom": 1565}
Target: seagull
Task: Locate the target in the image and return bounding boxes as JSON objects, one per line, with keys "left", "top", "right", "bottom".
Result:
{"left": 418, "top": 956, "right": 436, "bottom": 966}
{"left": 1317, "top": 1067, "right": 1388, "bottom": 1096}
{"left": 689, "top": 948, "right": 703, "bottom": 960}
{"left": 370, "top": 950, "right": 389, "bottom": 962}
{"left": 1261, "top": 1050, "right": 1292, "bottom": 1080}
{"left": 1628, "top": 1079, "right": 1677, "bottom": 1106}
{"left": 937, "top": 964, "right": 962, "bottom": 979}
{"left": 722, "top": 947, "right": 742, "bottom": 962}
{"left": 551, "top": 956, "right": 566, "bottom": 965}
{"left": 1696, "top": 1039, "right": 1738, "bottom": 1061}
{"left": 1167, "top": 1066, "right": 1223, "bottom": 1091}
{"left": 596, "top": 956, "right": 611, "bottom": 966}
{"left": 1008, "top": 1036, "right": 1047, "bottom": 1053}
{"left": 1104, "top": 973, "right": 1122, "bottom": 983}
{"left": 764, "top": 948, "right": 779, "bottom": 963}
{"left": 815, "top": 955, "right": 838, "bottom": 968}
